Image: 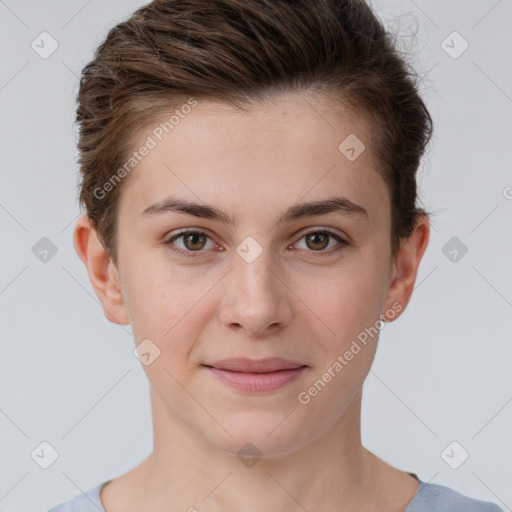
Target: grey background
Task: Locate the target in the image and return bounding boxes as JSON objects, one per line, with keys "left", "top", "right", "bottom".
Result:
{"left": 0, "top": 0, "right": 511, "bottom": 510}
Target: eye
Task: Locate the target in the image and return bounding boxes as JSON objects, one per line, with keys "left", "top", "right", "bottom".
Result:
{"left": 293, "top": 228, "right": 350, "bottom": 257}
{"left": 164, "top": 230, "right": 218, "bottom": 258}
{"left": 164, "top": 228, "right": 350, "bottom": 259}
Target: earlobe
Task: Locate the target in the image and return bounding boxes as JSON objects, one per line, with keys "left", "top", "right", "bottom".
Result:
{"left": 73, "top": 214, "right": 130, "bottom": 325}
{"left": 382, "top": 215, "right": 430, "bottom": 322}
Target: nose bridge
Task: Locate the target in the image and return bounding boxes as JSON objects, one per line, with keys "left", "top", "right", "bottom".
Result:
{"left": 234, "top": 241, "right": 280, "bottom": 306}
{"left": 233, "top": 232, "right": 278, "bottom": 286}
{"left": 219, "top": 238, "right": 291, "bottom": 335}
{"left": 238, "top": 250, "right": 275, "bottom": 293}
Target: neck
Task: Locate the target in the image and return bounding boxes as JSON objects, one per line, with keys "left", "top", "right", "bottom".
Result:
{"left": 140, "top": 386, "right": 378, "bottom": 512}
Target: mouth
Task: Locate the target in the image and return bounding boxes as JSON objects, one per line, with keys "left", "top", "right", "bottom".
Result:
{"left": 203, "top": 357, "right": 306, "bottom": 373}
{"left": 202, "top": 358, "right": 308, "bottom": 392}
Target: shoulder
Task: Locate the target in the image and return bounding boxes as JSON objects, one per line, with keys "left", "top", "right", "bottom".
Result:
{"left": 46, "top": 481, "right": 109, "bottom": 512}
{"left": 407, "top": 480, "right": 504, "bottom": 512}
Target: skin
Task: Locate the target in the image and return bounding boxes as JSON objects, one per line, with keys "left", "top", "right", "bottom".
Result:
{"left": 74, "top": 91, "right": 429, "bottom": 512}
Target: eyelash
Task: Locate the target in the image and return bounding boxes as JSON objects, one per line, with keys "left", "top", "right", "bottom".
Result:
{"left": 164, "top": 228, "right": 350, "bottom": 259}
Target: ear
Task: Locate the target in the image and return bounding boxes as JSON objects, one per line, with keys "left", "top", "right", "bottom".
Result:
{"left": 73, "top": 214, "right": 130, "bottom": 325}
{"left": 382, "top": 215, "right": 430, "bottom": 322}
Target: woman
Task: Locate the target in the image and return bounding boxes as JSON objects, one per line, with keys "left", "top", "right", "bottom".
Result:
{"left": 48, "top": 0, "right": 503, "bottom": 510}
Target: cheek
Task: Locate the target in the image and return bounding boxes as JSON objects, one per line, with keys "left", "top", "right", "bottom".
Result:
{"left": 299, "top": 269, "right": 385, "bottom": 407}
{"left": 122, "top": 260, "right": 218, "bottom": 357}
{"left": 309, "top": 259, "right": 387, "bottom": 340}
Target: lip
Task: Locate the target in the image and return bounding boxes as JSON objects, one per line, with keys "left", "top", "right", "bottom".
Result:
{"left": 204, "top": 357, "right": 305, "bottom": 373}
{"left": 202, "top": 358, "right": 308, "bottom": 392}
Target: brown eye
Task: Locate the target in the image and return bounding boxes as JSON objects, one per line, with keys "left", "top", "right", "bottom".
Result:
{"left": 182, "top": 232, "right": 208, "bottom": 251}
{"left": 165, "top": 230, "right": 216, "bottom": 258}
{"left": 293, "top": 229, "right": 350, "bottom": 257}
{"left": 305, "top": 232, "right": 330, "bottom": 251}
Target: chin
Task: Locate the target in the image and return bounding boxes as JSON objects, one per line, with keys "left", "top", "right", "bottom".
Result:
{"left": 206, "top": 414, "right": 311, "bottom": 461}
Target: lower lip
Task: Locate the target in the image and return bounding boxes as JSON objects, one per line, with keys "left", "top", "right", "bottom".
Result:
{"left": 205, "top": 366, "right": 307, "bottom": 392}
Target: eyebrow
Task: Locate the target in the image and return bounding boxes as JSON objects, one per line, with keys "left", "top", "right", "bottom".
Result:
{"left": 140, "top": 195, "right": 369, "bottom": 226}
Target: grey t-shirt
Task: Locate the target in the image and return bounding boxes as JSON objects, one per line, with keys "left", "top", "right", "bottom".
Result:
{"left": 47, "top": 474, "right": 504, "bottom": 512}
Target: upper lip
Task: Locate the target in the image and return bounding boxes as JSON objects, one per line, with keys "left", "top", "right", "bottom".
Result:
{"left": 203, "top": 358, "right": 306, "bottom": 373}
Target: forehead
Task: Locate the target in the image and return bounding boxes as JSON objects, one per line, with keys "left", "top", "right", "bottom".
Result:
{"left": 118, "top": 91, "right": 389, "bottom": 225}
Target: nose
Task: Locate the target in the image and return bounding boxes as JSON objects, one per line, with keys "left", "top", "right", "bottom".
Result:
{"left": 218, "top": 248, "right": 293, "bottom": 338}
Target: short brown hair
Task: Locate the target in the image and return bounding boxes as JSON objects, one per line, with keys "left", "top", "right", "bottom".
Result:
{"left": 75, "top": 0, "right": 433, "bottom": 266}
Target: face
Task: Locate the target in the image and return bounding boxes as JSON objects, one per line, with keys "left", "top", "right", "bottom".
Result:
{"left": 107, "top": 92, "right": 401, "bottom": 456}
